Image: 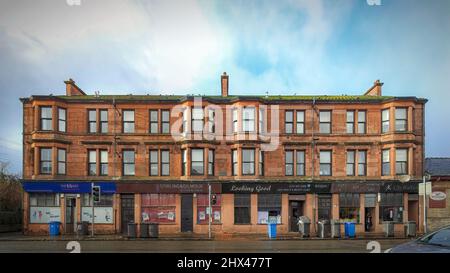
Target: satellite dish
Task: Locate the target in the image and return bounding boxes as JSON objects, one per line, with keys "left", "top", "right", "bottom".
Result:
{"left": 399, "top": 175, "right": 411, "bottom": 183}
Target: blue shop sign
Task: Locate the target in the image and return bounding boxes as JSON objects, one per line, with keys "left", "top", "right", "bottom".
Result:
{"left": 22, "top": 181, "right": 116, "bottom": 194}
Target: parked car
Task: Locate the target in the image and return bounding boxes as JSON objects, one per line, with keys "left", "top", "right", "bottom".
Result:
{"left": 387, "top": 225, "right": 450, "bottom": 253}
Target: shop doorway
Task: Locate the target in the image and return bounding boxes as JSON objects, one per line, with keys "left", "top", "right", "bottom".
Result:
{"left": 408, "top": 200, "right": 419, "bottom": 223}
{"left": 364, "top": 208, "right": 375, "bottom": 232}
{"left": 289, "top": 200, "right": 304, "bottom": 232}
{"left": 65, "top": 197, "right": 76, "bottom": 234}
{"left": 181, "top": 194, "right": 193, "bottom": 232}
{"left": 318, "top": 194, "right": 332, "bottom": 221}
{"left": 120, "top": 194, "right": 135, "bottom": 234}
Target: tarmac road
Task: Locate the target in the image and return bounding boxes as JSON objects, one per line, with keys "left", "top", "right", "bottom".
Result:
{"left": 0, "top": 239, "right": 411, "bottom": 253}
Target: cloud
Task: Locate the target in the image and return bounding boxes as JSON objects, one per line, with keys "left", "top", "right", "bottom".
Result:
{"left": 0, "top": 0, "right": 228, "bottom": 93}
{"left": 204, "top": 0, "right": 355, "bottom": 94}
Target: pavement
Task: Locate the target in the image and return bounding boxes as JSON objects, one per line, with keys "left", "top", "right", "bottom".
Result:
{"left": 0, "top": 231, "right": 417, "bottom": 241}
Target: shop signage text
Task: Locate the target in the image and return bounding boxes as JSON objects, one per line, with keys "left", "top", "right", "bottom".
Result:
{"left": 222, "top": 183, "right": 331, "bottom": 194}
{"left": 430, "top": 191, "right": 447, "bottom": 201}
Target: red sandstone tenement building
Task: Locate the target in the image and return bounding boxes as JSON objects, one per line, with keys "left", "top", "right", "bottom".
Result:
{"left": 20, "top": 73, "right": 427, "bottom": 237}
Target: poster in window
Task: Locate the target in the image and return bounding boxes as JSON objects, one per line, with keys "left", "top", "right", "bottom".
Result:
{"left": 168, "top": 211, "right": 175, "bottom": 221}
{"left": 82, "top": 207, "right": 113, "bottom": 224}
{"left": 141, "top": 208, "right": 176, "bottom": 223}
{"left": 142, "top": 212, "right": 150, "bottom": 222}
{"left": 199, "top": 210, "right": 206, "bottom": 221}
{"left": 30, "top": 207, "right": 61, "bottom": 223}
{"left": 214, "top": 210, "right": 221, "bottom": 221}
{"left": 257, "top": 211, "right": 268, "bottom": 224}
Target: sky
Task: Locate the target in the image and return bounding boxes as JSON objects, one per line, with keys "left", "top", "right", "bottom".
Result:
{"left": 0, "top": 0, "right": 449, "bottom": 175}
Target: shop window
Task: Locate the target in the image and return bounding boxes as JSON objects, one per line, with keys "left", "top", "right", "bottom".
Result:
{"left": 141, "top": 194, "right": 176, "bottom": 223}
{"left": 257, "top": 194, "right": 281, "bottom": 224}
{"left": 29, "top": 193, "right": 60, "bottom": 223}
{"left": 379, "top": 193, "right": 404, "bottom": 222}
{"left": 197, "top": 194, "right": 221, "bottom": 224}
{"left": 82, "top": 193, "right": 113, "bottom": 207}
{"left": 82, "top": 194, "right": 114, "bottom": 224}
{"left": 339, "top": 193, "right": 360, "bottom": 223}
{"left": 234, "top": 194, "right": 251, "bottom": 224}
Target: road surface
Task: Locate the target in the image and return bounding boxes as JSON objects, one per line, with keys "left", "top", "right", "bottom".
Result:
{"left": 0, "top": 239, "right": 411, "bottom": 253}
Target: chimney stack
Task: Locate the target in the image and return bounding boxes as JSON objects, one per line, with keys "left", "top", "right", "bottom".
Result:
{"left": 363, "top": 79, "right": 383, "bottom": 96}
{"left": 64, "top": 78, "right": 86, "bottom": 96}
{"left": 221, "top": 72, "right": 229, "bottom": 97}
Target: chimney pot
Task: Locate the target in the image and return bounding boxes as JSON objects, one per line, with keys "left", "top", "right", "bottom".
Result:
{"left": 221, "top": 72, "right": 229, "bottom": 97}
{"left": 64, "top": 78, "right": 86, "bottom": 96}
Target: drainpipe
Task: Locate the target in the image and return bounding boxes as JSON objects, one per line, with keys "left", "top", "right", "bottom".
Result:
{"left": 311, "top": 97, "right": 316, "bottom": 182}
{"left": 113, "top": 97, "right": 118, "bottom": 179}
{"left": 311, "top": 97, "right": 316, "bottom": 233}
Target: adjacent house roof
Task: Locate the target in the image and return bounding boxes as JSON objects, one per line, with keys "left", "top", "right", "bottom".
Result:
{"left": 425, "top": 158, "right": 450, "bottom": 176}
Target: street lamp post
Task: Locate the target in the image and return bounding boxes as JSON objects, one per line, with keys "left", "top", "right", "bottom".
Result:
{"left": 208, "top": 183, "right": 211, "bottom": 239}
{"left": 423, "top": 172, "right": 431, "bottom": 234}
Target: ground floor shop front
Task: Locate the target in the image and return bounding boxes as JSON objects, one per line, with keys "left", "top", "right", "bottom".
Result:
{"left": 21, "top": 180, "right": 425, "bottom": 236}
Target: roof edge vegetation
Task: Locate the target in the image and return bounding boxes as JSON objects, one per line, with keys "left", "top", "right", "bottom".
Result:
{"left": 20, "top": 94, "right": 428, "bottom": 104}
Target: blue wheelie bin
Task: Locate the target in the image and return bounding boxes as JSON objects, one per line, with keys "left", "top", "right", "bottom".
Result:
{"left": 49, "top": 221, "right": 61, "bottom": 236}
{"left": 344, "top": 222, "right": 356, "bottom": 238}
{"left": 267, "top": 222, "right": 277, "bottom": 239}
